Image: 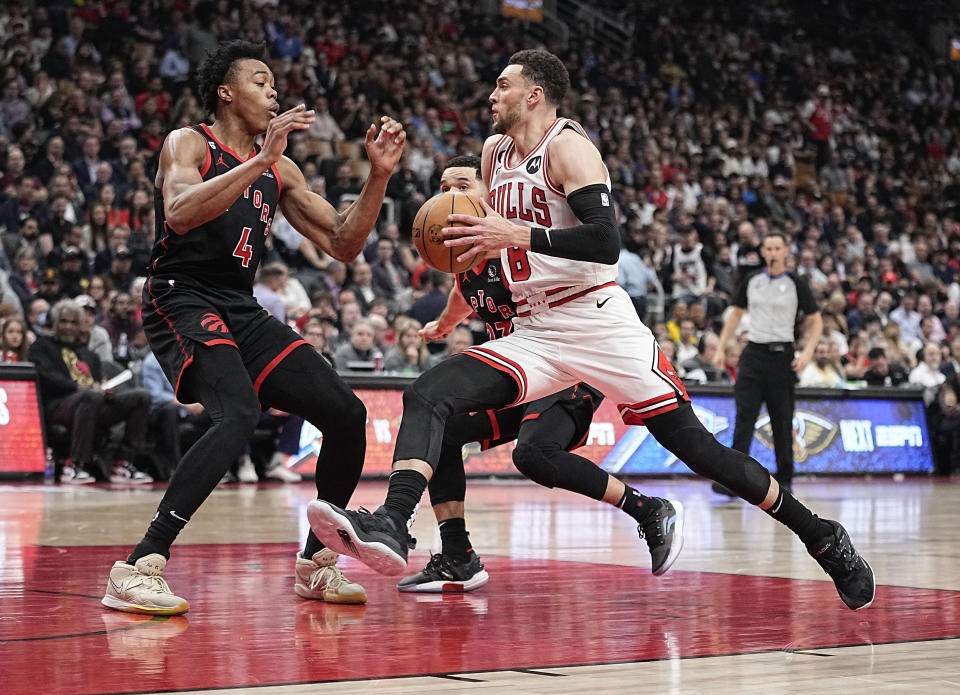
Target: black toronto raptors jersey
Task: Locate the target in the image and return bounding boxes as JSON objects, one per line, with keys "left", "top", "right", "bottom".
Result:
{"left": 149, "top": 123, "right": 281, "bottom": 292}
{"left": 456, "top": 258, "right": 516, "bottom": 340}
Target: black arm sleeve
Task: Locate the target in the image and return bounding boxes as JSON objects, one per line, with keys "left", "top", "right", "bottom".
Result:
{"left": 733, "top": 277, "right": 749, "bottom": 309}
{"left": 792, "top": 273, "right": 818, "bottom": 315}
{"left": 528, "top": 183, "right": 620, "bottom": 265}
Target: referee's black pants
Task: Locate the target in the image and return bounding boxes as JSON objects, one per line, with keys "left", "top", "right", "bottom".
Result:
{"left": 731, "top": 342, "right": 796, "bottom": 484}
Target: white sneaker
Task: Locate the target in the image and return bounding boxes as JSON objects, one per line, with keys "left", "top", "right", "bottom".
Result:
{"left": 101, "top": 554, "right": 190, "bottom": 615}
{"left": 295, "top": 549, "right": 367, "bottom": 604}
{"left": 236, "top": 455, "right": 258, "bottom": 483}
{"left": 110, "top": 461, "right": 153, "bottom": 484}
{"left": 265, "top": 453, "right": 301, "bottom": 483}
{"left": 60, "top": 465, "right": 95, "bottom": 485}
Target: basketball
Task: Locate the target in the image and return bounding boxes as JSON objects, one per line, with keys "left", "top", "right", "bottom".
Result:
{"left": 412, "top": 191, "right": 486, "bottom": 274}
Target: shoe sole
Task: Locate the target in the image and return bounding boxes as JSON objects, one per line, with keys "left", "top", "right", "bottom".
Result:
{"left": 306, "top": 501, "right": 408, "bottom": 576}
{"left": 294, "top": 584, "right": 368, "bottom": 604}
{"left": 652, "top": 501, "right": 685, "bottom": 577}
{"left": 101, "top": 594, "right": 189, "bottom": 616}
{"left": 397, "top": 569, "right": 490, "bottom": 593}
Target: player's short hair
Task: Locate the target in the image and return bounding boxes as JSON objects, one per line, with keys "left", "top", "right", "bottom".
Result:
{"left": 444, "top": 155, "right": 481, "bottom": 178}
{"left": 197, "top": 40, "right": 267, "bottom": 116}
{"left": 763, "top": 230, "right": 788, "bottom": 245}
{"left": 508, "top": 49, "right": 569, "bottom": 106}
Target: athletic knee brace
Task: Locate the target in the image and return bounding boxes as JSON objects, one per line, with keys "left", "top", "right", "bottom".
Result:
{"left": 512, "top": 442, "right": 559, "bottom": 489}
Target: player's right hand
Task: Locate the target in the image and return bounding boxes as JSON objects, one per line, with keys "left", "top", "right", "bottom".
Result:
{"left": 419, "top": 320, "right": 450, "bottom": 342}
{"left": 260, "top": 104, "right": 315, "bottom": 165}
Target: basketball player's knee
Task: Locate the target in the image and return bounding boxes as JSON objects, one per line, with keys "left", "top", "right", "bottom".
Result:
{"left": 512, "top": 442, "right": 558, "bottom": 488}
{"left": 340, "top": 392, "right": 366, "bottom": 429}
{"left": 224, "top": 397, "right": 260, "bottom": 440}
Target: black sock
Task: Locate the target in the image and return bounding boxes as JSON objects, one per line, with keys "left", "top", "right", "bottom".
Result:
{"left": 439, "top": 517, "right": 472, "bottom": 559}
{"left": 383, "top": 469, "right": 428, "bottom": 527}
{"left": 764, "top": 487, "right": 831, "bottom": 545}
{"left": 616, "top": 486, "right": 655, "bottom": 523}
{"left": 302, "top": 530, "right": 326, "bottom": 559}
{"left": 127, "top": 503, "right": 188, "bottom": 564}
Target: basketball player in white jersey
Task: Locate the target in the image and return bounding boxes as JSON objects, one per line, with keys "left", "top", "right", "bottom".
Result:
{"left": 308, "top": 50, "right": 874, "bottom": 610}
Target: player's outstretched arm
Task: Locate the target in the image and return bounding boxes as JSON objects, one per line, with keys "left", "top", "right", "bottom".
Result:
{"left": 278, "top": 117, "right": 406, "bottom": 262}
{"left": 420, "top": 286, "right": 472, "bottom": 342}
{"left": 444, "top": 130, "right": 619, "bottom": 265}
{"left": 161, "top": 106, "right": 315, "bottom": 234}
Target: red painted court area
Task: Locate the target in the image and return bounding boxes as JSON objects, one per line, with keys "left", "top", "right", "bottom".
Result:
{"left": 2, "top": 542, "right": 959, "bottom": 695}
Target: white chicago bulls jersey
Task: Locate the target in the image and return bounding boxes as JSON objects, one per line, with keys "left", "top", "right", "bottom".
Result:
{"left": 487, "top": 118, "right": 618, "bottom": 303}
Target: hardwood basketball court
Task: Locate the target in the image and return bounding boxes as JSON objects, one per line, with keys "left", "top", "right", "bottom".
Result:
{"left": 2, "top": 477, "right": 958, "bottom": 694}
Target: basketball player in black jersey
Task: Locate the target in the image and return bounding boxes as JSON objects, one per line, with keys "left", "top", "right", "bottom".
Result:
{"left": 395, "top": 156, "right": 684, "bottom": 592}
{"left": 100, "top": 40, "right": 406, "bottom": 615}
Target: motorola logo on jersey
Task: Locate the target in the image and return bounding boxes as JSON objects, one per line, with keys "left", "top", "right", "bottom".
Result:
{"left": 491, "top": 182, "right": 553, "bottom": 227}
{"left": 200, "top": 313, "right": 228, "bottom": 333}
{"left": 526, "top": 155, "right": 542, "bottom": 174}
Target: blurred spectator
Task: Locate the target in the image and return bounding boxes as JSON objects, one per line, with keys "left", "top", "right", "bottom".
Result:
{"left": 424, "top": 324, "right": 474, "bottom": 369}
{"left": 253, "top": 263, "right": 287, "bottom": 322}
{"left": 100, "top": 291, "right": 143, "bottom": 366}
{"left": 0, "top": 315, "right": 29, "bottom": 362}
{"left": 333, "top": 319, "right": 381, "bottom": 373}
{"left": 942, "top": 335, "right": 960, "bottom": 383}
{"left": 75, "top": 294, "right": 113, "bottom": 364}
{"left": 721, "top": 339, "right": 741, "bottom": 383}
{"left": 909, "top": 342, "right": 947, "bottom": 406}
{"left": 841, "top": 331, "right": 871, "bottom": 381}
{"left": 680, "top": 332, "right": 726, "bottom": 384}
{"left": 932, "top": 377, "right": 960, "bottom": 476}
{"left": 141, "top": 350, "right": 207, "bottom": 482}
{"left": 617, "top": 242, "right": 658, "bottom": 321}
{"left": 864, "top": 347, "right": 909, "bottom": 387}
{"left": 798, "top": 339, "right": 846, "bottom": 388}
{"left": 383, "top": 318, "right": 427, "bottom": 375}
{"left": 408, "top": 270, "right": 452, "bottom": 326}
{"left": 890, "top": 291, "right": 922, "bottom": 346}
{"left": 29, "top": 299, "right": 152, "bottom": 484}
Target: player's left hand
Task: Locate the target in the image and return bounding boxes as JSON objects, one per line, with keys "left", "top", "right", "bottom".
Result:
{"left": 443, "top": 199, "right": 530, "bottom": 264}
{"left": 792, "top": 352, "right": 811, "bottom": 373}
{"left": 365, "top": 116, "right": 406, "bottom": 175}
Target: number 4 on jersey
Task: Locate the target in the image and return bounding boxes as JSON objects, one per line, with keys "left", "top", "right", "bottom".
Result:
{"left": 233, "top": 226, "right": 253, "bottom": 267}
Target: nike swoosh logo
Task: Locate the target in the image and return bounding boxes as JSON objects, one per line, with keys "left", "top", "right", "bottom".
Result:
{"left": 170, "top": 510, "right": 189, "bottom": 523}
{"left": 596, "top": 297, "right": 611, "bottom": 309}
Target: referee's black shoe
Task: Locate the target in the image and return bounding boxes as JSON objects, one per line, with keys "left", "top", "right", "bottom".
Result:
{"left": 307, "top": 502, "right": 416, "bottom": 576}
{"left": 638, "top": 498, "right": 684, "bottom": 576}
{"left": 807, "top": 519, "right": 875, "bottom": 610}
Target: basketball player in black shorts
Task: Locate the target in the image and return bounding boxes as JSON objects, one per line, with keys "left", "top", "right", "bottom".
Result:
{"left": 394, "top": 156, "right": 684, "bottom": 592}
{"left": 100, "top": 40, "right": 406, "bottom": 615}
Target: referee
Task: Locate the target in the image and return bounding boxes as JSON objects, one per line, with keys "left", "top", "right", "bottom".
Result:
{"left": 711, "top": 231, "right": 822, "bottom": 493}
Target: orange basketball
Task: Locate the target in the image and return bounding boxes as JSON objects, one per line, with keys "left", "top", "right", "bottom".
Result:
{"left": 412, "top": 191, "right": 486, "bottom": 274}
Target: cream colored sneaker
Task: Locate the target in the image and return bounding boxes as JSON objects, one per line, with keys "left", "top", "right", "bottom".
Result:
{"left": 295, "top": 549, "right": 367, "bottom": 604}
{"left": 101, "top": 554, "right": 190, "bottom": 615}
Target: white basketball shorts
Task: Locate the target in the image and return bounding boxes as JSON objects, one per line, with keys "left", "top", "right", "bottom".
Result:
{"left": 463, "top": 284, "right": 690, "bottom": 425}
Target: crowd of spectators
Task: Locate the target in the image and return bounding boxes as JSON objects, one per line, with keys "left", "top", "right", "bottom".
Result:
{"left": 1, "top": 0, "right": 959, "bottom": 474}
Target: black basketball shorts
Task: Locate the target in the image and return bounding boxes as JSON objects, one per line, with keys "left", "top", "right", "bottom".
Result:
{"left": 143, "top": 276, "right": 309, "bottom": 402}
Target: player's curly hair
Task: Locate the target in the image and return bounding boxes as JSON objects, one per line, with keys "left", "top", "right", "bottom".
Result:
{"left": 445, "top": 154, "right": 482, "bottom": 178}
{"left": 196, "top": 40, "right": 267, "bottom": 116}
{"left": 508, "top": 49, "right": 570, "bottom": 106}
